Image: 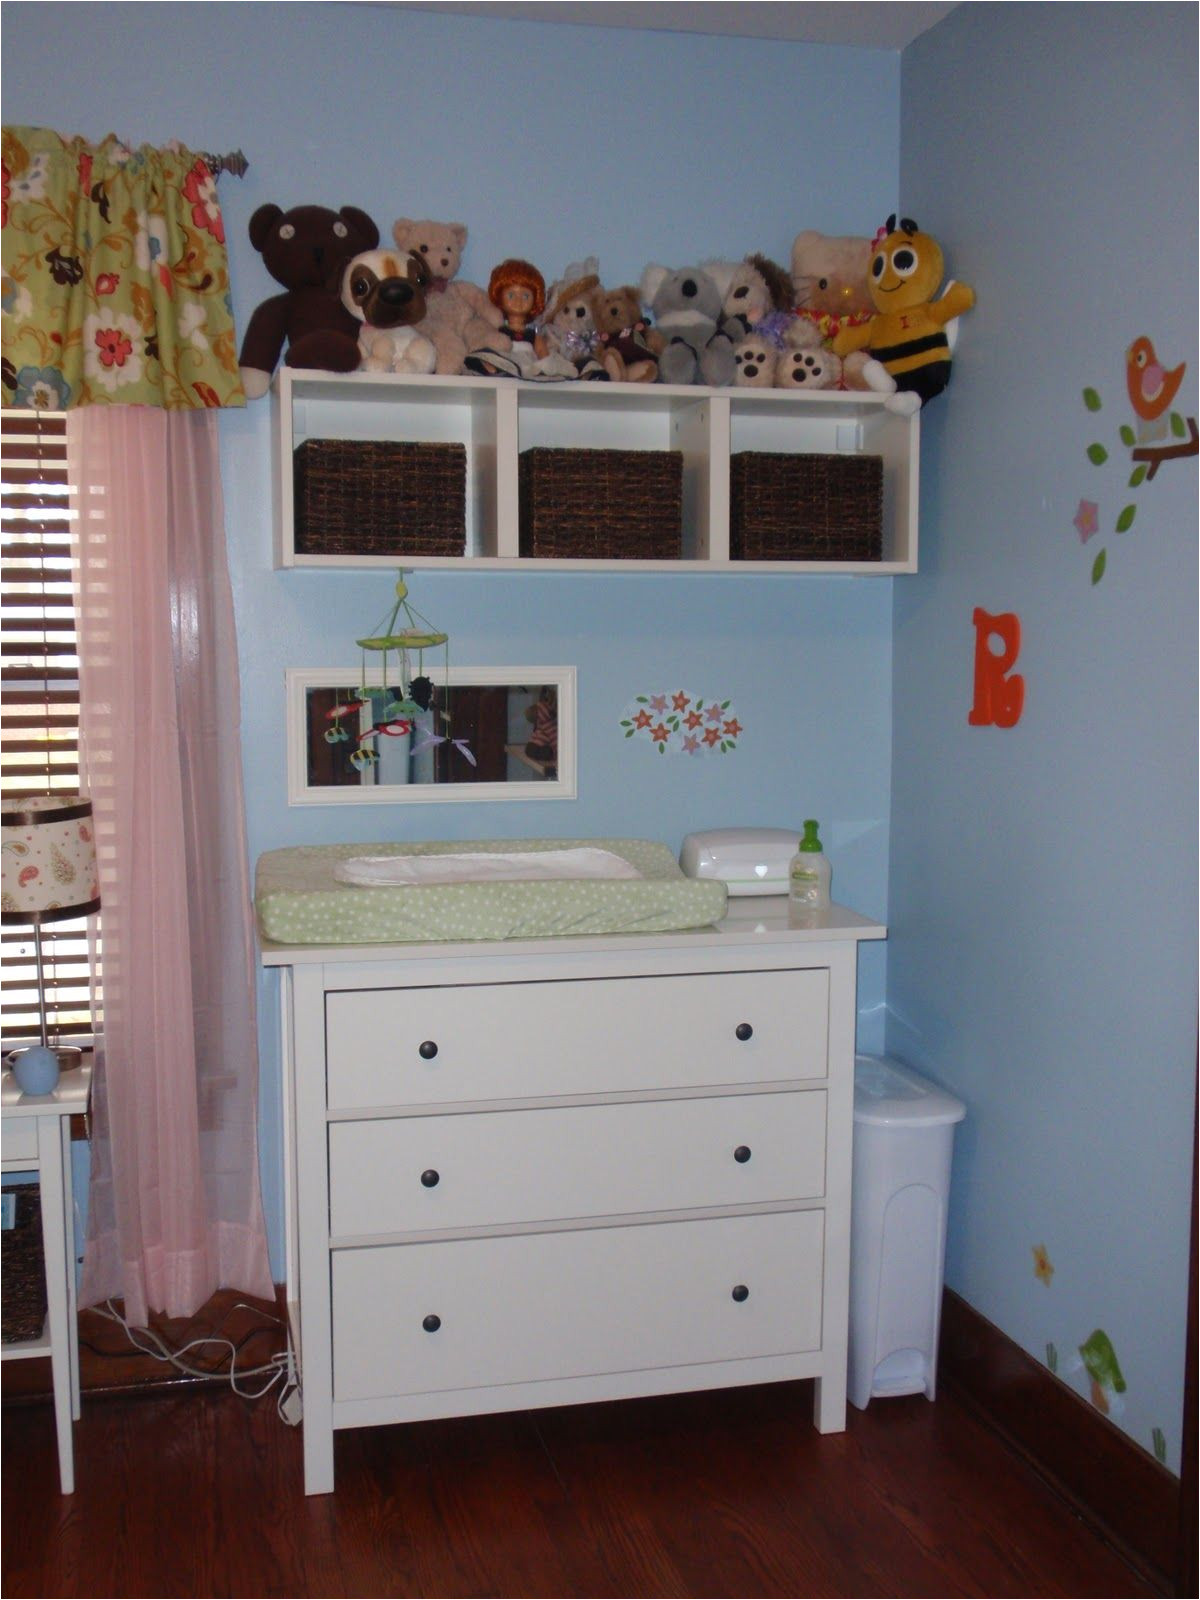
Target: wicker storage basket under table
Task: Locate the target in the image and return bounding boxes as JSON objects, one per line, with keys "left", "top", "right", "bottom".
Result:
{"left": 730, "top": 451, "right": 883, "bottom": 563}
{"left": 1, "top": 1183, "right": 47, "bottom": 1344}
{"left": 293, "top": 438, "right": 467, "bottom": 558}
{"left": 519, "top": 447, "right": 683, "bottom": 560}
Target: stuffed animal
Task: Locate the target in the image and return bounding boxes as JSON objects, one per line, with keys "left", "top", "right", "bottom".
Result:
{"left": 790, "top": 229, "right": 880, "bottom": 389}
{"left": 710, "top": 254, "right": 798, "bottom": 349}
{"left": 389, "top": 218, "right": 507, "bottom": 374}
{"left": 341, "top": 248, "right": 438, "bottom": 375}
{"left": 832, "top": 214, "right": 974, "bottom": 412}
{"left": 732, "top": 336, "right": 776, "bottom": 389}
{"left": 639, "top": 264, "right": 737, "bottom": 386}
{"left": 590, "top": 284, "right": 657, "bottom": 383}
{"left": 791, "top": 230, "right": 875, "bottom": 332}
{"left": 238, "top": 203, "right": 380, "bottom": 399}
{"left": 775, "top": 346, "right": 843, "bottom": 390}
{"left": 541, "top": 270, "right": 607, "bottom": 378}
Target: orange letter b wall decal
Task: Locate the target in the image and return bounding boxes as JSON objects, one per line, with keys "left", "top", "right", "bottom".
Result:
{"left": 969, "top": 608, "right": 1025, "bottom": 727}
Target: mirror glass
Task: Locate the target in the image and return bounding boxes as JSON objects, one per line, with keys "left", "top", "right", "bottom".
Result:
{"left": 286, "top": 666, "right": 576, "bottom": 804}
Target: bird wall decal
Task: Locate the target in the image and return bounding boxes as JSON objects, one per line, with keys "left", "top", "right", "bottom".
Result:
{"left": 1126, "top": 335, "right": 1185, "bottom": 440}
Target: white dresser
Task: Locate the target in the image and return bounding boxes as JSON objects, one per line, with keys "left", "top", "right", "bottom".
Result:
{"left": 263, "top": 899, "right": 885, "bottom": 1495}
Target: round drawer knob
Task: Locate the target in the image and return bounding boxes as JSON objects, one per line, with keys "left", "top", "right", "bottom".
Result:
{"left": 735, "top": 1022, "right": 753, "bottom": 1042}
{"left": 731, "top": 1284, "right": 750, "bottom": 1303}
{"left": 418, "top": 1040, "right": 439, "bottom": 1060}
{"left": 422, "top": 1313, "right": 441, "bottom": 1333}
{"left": 420, "top": 1168, "right": 440, "bottom": 1188}
{"left": 733, "top": 1145, "right": 752, "bottom": 1164}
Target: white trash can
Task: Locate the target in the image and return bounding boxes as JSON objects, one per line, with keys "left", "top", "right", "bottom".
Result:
{"left": 848, "top": 1053, "right": 966, "bottom": 1410}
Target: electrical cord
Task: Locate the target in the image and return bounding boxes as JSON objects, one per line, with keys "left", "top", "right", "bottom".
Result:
{"left": 91, "top": 1298, "right": 302, "bottom": 1424}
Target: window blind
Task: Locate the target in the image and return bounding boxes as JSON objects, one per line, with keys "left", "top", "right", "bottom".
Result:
{"left": 1, "top": 409, "right": 99, "bottom": 1047}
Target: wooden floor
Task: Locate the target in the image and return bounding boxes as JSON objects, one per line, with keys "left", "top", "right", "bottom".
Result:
{"left": 3, "top": 1370, "right": 1157, "bottom": 1598}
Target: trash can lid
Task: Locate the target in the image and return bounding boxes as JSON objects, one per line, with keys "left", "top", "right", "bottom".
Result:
{"left": 853, "top": 1053, "right": 966, "bottom": 1128}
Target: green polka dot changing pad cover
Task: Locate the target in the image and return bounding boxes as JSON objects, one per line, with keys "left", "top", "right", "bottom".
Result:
{"left": 255, "top": 838, "right": 728, "bottom": 945}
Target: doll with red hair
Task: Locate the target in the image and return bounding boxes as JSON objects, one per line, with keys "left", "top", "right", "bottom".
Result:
{"left": 464, "top": 259, "right": 576, "bottom": 380}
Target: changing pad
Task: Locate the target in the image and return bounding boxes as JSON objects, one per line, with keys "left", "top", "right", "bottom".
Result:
{"left": 256, "top": 837, "right": 727, "bottom": 946}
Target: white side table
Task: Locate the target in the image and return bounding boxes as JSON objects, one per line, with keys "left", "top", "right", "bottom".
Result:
{"left": 2, "top": 1063, "right": 91, "bottom": 1493}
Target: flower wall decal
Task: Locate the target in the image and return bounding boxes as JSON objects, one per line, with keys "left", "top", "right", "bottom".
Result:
{"left": 620, "top": 692, "right": 741, "bottom": 756}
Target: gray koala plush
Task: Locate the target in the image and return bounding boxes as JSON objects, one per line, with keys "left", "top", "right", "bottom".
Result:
{"left": 639, "top": 264, "right": 738, "bottom": 386}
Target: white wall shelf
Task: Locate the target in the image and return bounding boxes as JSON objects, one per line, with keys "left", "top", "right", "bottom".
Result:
{"left": 272, "top": 368, "right": 919, "bottom": 576}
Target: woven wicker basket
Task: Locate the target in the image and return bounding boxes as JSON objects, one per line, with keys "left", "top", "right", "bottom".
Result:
{"left": 1, "top": 1184, "right": 46, "bottom": 1344}
{"left": 293, "top": 439, "right": 467, "bottom": 558}
{"left": 519, "top": 448, "right": 682, "bottom": 560}
{"left": 730, "top": 451, "right": 883, "bottom": 562}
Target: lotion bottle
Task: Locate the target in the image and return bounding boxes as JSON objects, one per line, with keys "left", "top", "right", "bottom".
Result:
{"left": 788, "top": 819, "right": 831, "bottom": 911}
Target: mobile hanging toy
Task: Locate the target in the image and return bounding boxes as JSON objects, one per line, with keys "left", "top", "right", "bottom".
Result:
{"left": 339, "top": 572, "right": 473, "bottom": 772}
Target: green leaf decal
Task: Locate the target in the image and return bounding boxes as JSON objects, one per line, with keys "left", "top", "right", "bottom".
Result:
{"left": 1128, "top": 465, "right": 1147, "bottom": 488}
{"left": 1046, "top": 1342, "right": 1058, "bottom": 1374}
{"left": 1087, "top": 443, "right": 1108, "bottom": 466}
{"left": 1115, "top": 504, "right": 1136, "bottom": 533}
{"left": 1119, "top": 424, "right": 1136, "bottom": 448}
{"left": 1152, "top": 1427, "right": 1167, "bottom": 1464}
{"left": 1170, "top": 411, "right": 1186, "bottom": 438}
{"left": 1082, "top": 387, "right": 1102, "bottom": 412}
{"left": 1091, "top": 548, "right": 1107, "bottom": 585}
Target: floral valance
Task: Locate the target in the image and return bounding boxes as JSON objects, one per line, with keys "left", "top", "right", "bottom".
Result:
{"left": 1, "top": 127, "right": 244, "bottom": 409}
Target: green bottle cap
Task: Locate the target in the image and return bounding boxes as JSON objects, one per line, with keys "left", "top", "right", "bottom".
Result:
{"left": 799, "top": 819, "right": 822, "bottom": 852}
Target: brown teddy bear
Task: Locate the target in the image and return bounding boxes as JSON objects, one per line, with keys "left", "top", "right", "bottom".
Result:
{"left": 590, "top": 283, "right": 657, "bottom": 383}
{"left": 238, "top": 202, "right": 380, "bottom": 399}
{"left": 389, "top": 218, "right": 507, "bottom": 373}
{"left": 541, "top": 271, "right": 606, "bottom": 378}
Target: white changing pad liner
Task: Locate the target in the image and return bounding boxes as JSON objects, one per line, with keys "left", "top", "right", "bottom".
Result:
{"left": 333, "top": 846, "right": 643, "bottom": 887}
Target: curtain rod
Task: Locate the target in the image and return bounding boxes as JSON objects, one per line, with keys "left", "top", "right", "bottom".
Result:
{"left": 201, "top": 149, "right": 249, "bottom": 179}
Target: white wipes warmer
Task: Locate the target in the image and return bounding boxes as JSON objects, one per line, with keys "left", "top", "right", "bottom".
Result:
{"left": 679, "top": 828, "right": 800, "bottom": 896}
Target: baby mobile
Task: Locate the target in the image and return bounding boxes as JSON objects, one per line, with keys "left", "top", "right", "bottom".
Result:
{"left": 324, "top": 573, "right": 474, "bottom": 775}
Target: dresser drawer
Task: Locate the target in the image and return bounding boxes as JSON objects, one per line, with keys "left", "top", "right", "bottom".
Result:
{"left": 325, "top": 967, "right": 829, "bottom": 1110}
{"left": 329, "top": 1089, "right": 826, "bottom": 1237}
{"left": 332, "top": 1208, "right": 823, "bottom": 1402}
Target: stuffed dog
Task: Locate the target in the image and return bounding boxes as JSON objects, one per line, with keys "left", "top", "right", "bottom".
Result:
{"left": 341, "top": 248, "right": 438, "bottom": 374}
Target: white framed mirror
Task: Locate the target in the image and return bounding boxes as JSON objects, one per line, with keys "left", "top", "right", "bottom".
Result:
{"left": 286, "top": 665, "right": 576, "bottom": 805}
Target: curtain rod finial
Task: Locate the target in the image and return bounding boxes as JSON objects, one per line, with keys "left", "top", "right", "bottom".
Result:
{"left": 203, "top": 149, "right": 249, "bottom": 179}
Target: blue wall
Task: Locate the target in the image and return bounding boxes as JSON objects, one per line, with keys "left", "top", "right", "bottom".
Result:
{"left": 2, "top": 5, "right": 899, "bottom": 1303}
{"left": 893, "top": 2, "right": 1197, "bottom": 1471}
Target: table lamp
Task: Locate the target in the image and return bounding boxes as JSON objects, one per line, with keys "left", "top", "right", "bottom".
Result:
{"left": 1, "top": 795, "right": 100, "bottom": 1095}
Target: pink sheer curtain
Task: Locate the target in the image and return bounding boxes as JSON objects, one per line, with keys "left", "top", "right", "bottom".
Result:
{"left": 70, "top": 405, "right": 272, "bottom": 1325}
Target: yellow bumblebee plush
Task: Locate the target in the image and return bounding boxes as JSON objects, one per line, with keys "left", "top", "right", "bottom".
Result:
{"left": 833, "top": 215, "right": 974, "bottom": 413}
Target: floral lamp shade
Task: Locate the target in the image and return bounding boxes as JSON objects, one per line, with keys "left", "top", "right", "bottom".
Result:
{"left": 1, "top": 794, "right": 100, "bottom": 924}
